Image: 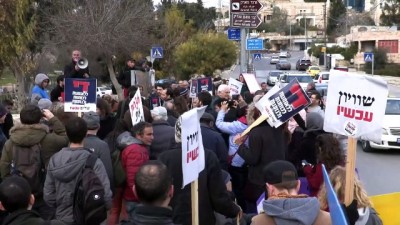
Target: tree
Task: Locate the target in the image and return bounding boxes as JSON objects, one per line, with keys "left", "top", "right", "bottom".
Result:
{"left": 45, "top": 0, "right": 155, "bottom": 100}
{"left": 327, "top": 0, "right": 346, "bottom": 36}
{"left": 159, "top": 5, "right": 195, "bottom": 77}
{"left": 270, "top": 7, "right": 288, "bottom": 33}
{"left": 0, "top": 0, "right": 39, "bottom": 110}
{"left": 380, "top": 0, "right": 400, "bottom": 26}
{"left": 174, "top": 33, "right": 236, "bottom": 79}
{"left": 177, "top": 1, "right": 217, "bottom": 30}
{"left": 365, "top": 48, "right": 388, "bottom": 71}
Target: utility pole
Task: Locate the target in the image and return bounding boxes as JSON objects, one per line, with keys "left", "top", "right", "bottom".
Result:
{"left": 240, "top": 28, "right": 247, "bottom": 73}
{"left": 323, "top": 3, "right": 327, "bottom": 68}
{"left": 304, "top": 14, "right": 308, "bottom": 50}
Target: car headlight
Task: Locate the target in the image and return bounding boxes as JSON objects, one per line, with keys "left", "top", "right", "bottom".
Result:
{"left": 382, "top": 128, "right": 388, "bottom": 135}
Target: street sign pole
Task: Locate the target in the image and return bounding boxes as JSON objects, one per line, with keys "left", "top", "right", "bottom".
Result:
{"left": 240, "top": 28, "right": 247, "bottom": 73}
{"left": 372, "top": 54, "right": 374, "bottom": 76}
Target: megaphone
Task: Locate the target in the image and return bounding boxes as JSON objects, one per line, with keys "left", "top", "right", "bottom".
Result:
{"left": 77, "top": 58, "right": 88, "bottom": 69}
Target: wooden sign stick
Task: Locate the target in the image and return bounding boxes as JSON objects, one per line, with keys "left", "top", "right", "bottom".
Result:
{"left": 344, "top": 137, "right": 357, "bottom": 205}
{"left": 191, "top": 179, "right": 199, "bottom": 225}
{"left": 241, "top": 114, "right": 268, "bottom": 137}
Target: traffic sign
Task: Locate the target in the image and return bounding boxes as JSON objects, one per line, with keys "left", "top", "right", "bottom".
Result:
{"left": 253, "top": 53, "right": 262, "bottom": 61}
{"left": 227, "top": 28, "right": 241, "bottom": 40}
{"left": 231, "top": 13, "right": 262, "bottom": 28}
{"left": 231, "top": 0, "right": 263, "bottom": 13}
{"left": 364, "top": 52, "right": 373, "bottom": 62}
{"left": 151, "top": 47, "right": 163, "bottom": 59}
{"left": 246, "top": 39, "right": 263, "bottom": 50}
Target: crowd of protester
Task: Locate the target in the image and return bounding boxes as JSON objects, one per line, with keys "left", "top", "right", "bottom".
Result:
{"left": 0, "top": 70, "right": 383, "bottom": 225}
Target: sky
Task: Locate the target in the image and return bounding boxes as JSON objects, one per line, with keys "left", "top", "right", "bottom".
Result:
{"left": 152, "top": 0, "right": 230, "bottom": 8}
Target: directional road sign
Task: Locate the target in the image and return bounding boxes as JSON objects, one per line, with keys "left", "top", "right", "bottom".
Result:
{"left": 231, "top": 13, "right": 262, "bottom": 28}
{"left": 231, "top": 0, "right": 263, "bottom": 13}
{"left": 246, "top": 39, "right": 263, "bottom": 50}
{"left": 151, "top": 47, "right": 163, "bottom": 59}
{"left": 253, "top": 53, "right": 262, "bottom": 61}
{"left": 227, "top": 28, "right": 241, "bottom": 40}
{"left": 364, "top": 52, "right": 374, "bottom": 62}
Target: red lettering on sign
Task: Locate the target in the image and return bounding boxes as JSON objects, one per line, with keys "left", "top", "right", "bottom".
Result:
{"left": 186, "top": 147, "right": 199, "bottom": 163}
{"left": 336, "top": 106, "right": 373, "bottom": 122}
{"left": 73, "top": 80, "right": 90, "bottom": 92}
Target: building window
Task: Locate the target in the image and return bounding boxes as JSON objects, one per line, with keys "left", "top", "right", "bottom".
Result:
{"left": 267, "top": 15, "right": 272, "bottom": 20}
{"left": 378, "top": 40, "right": 399, "bottom": 53}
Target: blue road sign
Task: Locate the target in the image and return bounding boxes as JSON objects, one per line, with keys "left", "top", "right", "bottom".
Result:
{"left": 228, "top": 28, "right": 241, "bottom": 40}
{"left": 246, "top": 39, "right": 263, "bottom": 50}
{"left": 253, "top": 53, "right": 262, "bottom": 61}
{"left": 151, "top": 47, "right": 163, "bottom": 59}
{"left": 364, "top": 52, "right": 373, "bottom": 62}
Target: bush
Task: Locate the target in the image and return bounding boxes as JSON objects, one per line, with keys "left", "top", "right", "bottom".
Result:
{"left": 365, "top": 64, "right": 400, "bottom": 77}
{"left": 365, "top": 48, "right": 388, "bottom": 70}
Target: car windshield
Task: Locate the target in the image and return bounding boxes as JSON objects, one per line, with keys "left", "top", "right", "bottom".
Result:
{"left": 385, "top": 99, "right": 400, "bottom": 115}
{"left": 301, "top": 60, "right": 311, "bottom": 63}
{"left": 279, "top": 59, "right": 288, "bottom": 63}
{"left": 272, "top": 56, "right": 279, "bottom": 59}
{"left": 270, "top": 72, "right": 280, "bottom": 77}
{"left": 309, "top": 66, "right": 319, "bottom": 70}
{"left": 288, "top": 76, "right": 313, "bottom": 83}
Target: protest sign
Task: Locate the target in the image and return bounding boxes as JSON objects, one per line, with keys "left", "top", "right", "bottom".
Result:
{"left": 323, "top": 70, "right": 388, "bottom": 143}
{"left": 196, "top": 77, "right": 213, "bottom": 93}
{"left": 181, "top": 106, "right": 206, "bottom": 187}
{"left": 242, "top": 73, "right": 261, "bottom": 94}
{"left": 255, "top": 79, "right": 311, "bottom": 128}
{"left": 322, "top": 164, "right": 348, "bottom": 225}
{"left": 64, "top": 78, "right": 97, "bottom": 112}
{"left": 189, "top": 79, "right": 198, "bottom": 98}
{"left": 129, "top": 90, "right": 145, "bottom": 126}
{"left": 228, "top": 78, "right": 243, "bottom": 96}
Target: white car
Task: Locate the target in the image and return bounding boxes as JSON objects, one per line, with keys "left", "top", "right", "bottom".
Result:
{"left": 96, "top": 86, "right": 112, "bottom": 97}
{"left": 278, "top": 73, "right": 313, "bottom": 90}
{"left": 361, "top": 97, "right": 400, "bottom": 152}
{"left": 270, "top": 55, "right": 280, "bottom": 64}
{"left": 313, "top": 72, "right": 330, "bottom": 84}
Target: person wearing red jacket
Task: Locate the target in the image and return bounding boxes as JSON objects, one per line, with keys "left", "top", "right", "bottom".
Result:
{"left": 121, "top": 122, "right": 154, "bottom": 220}
{"left": 303, "top": 134, "right": 345, "bottom": 197}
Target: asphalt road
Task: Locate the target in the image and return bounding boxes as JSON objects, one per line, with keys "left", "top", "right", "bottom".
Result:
{"left": 227, "top": 51, "right": 400, "bottom": 196}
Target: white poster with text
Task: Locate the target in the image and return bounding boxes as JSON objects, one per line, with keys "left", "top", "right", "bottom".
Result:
{"left": 181, "top": 106, "right": 206, "bottom": 188}
{"left": 129, "top": 90, "right": 145, "bottom": 126}
{"left": 229, "top": 78, "right": 243, "bottom": 96}
{"left": 323, "top": 70, "right": 388, "bottom": 143}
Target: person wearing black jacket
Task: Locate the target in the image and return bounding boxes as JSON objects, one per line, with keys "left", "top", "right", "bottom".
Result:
{"left": 63, "top": 50, "right": 89, "bottom": 79}
{"left": 158, "top": 117, "right": 241, "bottom": 225}
{"left": 50, "top": 75, "right": 64, "bottom": 102}
{"left": 118, "top": 59, "right": 143, "bottom": 98}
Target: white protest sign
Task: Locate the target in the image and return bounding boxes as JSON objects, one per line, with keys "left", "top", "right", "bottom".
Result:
{"left": 323, "top": 70, "right": 388, "bottom": 143}
{"left": 129, "top": 90, "right": 145, "bottom": 126}
{"left": 242, "top": 73, "right": 261, "bottom": 94}
{"left": 181, "top": 106, "right": 206, "bottom": 188}
{"left": 228, "top": 78, "right": 243, "bottom": 96}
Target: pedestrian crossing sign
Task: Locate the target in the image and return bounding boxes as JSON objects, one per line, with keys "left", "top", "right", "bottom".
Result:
{"left": 253, "top": 53, "right": 261, "bottom": 61}
{"left": 151, "top": 47, "right": 163, "bottom": 59}
{"left": 364, "top": 52, "right": 373, "bottom": 62}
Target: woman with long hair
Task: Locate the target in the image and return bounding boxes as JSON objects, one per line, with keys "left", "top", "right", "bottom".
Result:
{"left": 303, "top": 134, "right": 345, "bottom": 196}
{"left": 318, "top": 166, "right": 383, "bottom": 225}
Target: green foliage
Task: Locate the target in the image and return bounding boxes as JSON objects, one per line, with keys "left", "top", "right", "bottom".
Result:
{"left": 365, "top": 48, "right": 388, "bottom": 71}
{"left": 308, "top": 44, "right": 358, "bottom": 60}
{"left": 380, "top": 0, "right": 400, "bottom": 26}
{"left": 327, "top": 0, "right": 346, "bottom": 35}
{"left": 174, "top": 33, "right": 237, "bottom": 79}
{"left": 0, "top": 0, "right": 37, "bottom": 69}
{"left": 176, "top": 1, "right": 216, "bottom": 30}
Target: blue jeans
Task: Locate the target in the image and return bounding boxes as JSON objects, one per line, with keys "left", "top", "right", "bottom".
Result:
{"left": 125, "top": 201, "right": 139, "bottom": 221}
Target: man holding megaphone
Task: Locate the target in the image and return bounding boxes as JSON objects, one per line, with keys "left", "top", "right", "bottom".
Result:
{"left": 64, "top": 49, "right": 90, "bottom": 78}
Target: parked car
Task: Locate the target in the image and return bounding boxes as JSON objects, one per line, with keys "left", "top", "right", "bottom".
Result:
{"left": 267, "top": 71, "right": 282, "bottom": 86}
{"left": 360, "top": 97, "right": 400, "bottom": 152}
{"left": 155, "top": 79, "right": 176, "bottom": 85}
{"left": 306, "top": 66, "right": 320, "bottom": 77}
{"left": 276, "top": 59, "right": 291, "bottom": 70}
{"left": 333, "top": 67, "right": 349, "bottom": 72}
{"left": 97, "top": 86, "right": 112, "bottom": 97}
{"left": 270, "top": 55, "right": 280, "bottom": 64}
{"left": 314, "top": 72, "right": 330, "bottom": 84}
{"left": 277, "top": 73, "right": 313, "bottom": 90}
{"left": 296, "top": 59, "right": 312, "bottom": 71}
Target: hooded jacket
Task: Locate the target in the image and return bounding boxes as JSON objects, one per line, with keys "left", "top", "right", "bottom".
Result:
{"left": 251, "top": 197, "right": 331, "bottom": 225}
{"left": 31, "top": 73, "right": 50, "bottom": 104}
{"left": 121, "top": 133, "right": 149, "bottom": 202}
{"left": 216, "top": 110, "right": 248, "bottom": 167}
{"left": 2, "top": 209, "right": 65, "bottom": 225}
{"left": 356, "top": 207, "right": 383, "bottom": 225}
{"left": 43, "top": 147, "right": 112, "bottom": 224}
{"left": 0, "top": 117, "right": 69, "bottom": 178}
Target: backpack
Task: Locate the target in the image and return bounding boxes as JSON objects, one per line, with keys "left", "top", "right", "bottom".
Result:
{"left": 111, "top": 149, "right": 126, "bottom": 187}
{"left": 73, "top": 153, "right": 107, "bottom": 225}
{"left": 11, "top": 143, "right": 45, "bottom": 196}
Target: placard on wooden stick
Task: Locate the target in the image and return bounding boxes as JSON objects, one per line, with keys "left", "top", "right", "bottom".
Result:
{"left": 345, "top": 137, "right": 357, "bottom": 205}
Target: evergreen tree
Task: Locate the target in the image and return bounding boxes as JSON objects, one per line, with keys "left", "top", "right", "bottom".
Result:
{"left": 380, "top": 0, "right": 400, "bottom": 26}
{"left": 327, "top": 0, "right": 346, "bottom": 35}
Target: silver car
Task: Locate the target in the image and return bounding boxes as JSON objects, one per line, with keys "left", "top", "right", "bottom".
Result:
{"left": 276, "top": 59, "right": 291, "bottom": 70}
